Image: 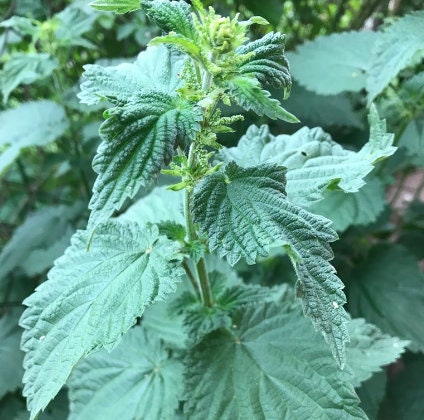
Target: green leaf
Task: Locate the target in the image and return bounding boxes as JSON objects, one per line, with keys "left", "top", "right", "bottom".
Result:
{"left": 0, "top": 52, "right": 58, "bottom": 102}
{"left": 142, "top": 0, "right": 196, "bottom": 40}
{"left": 346, "top": 318, "right": 408, "bottom": 387}
{"left": 119, "top": 185, "right": 184, "bottom": 225}
{"left": 288, "top": 31, "right": 378, "bottom": 95}
{"left": 142, "top": 301, "right": 187, "bottom": 349}
{"left": 0, "top": 204, "right": 80, "bottom": 283}
{"left": 68, "top": 327, "right": 183, "bottom": 420}
{"left": 385, "top": 357, "right": 424, "bottom": 419}
{"left": 222, "top": 76, "right": 299, "bottom": 123}
{"left": 20, "top": 221, "right": 184, "bottom": 419}
{"left": 90, "top": 0, "right": 141, "bottom": 13}
{"left": 356, "top": 372, "right": 386, "bottom": 420}
{"left": 236, "top": 32, "right": 291, "bottom": 92}
{"left": 398, "top": 118, "right": 424, "bottom": 167}
{"left": 279, "top": 83, "right": 363, "bottom": 129}
{"left": 367, "top": 11, "right": 424, "bottom": 103}
{"left": 0, "top": 101, "right": 69, "bottom": 173}
{"left": 79, "top": 45, "right": 185, "bottom": 105}
{"left": 219, "top": 105, "right": 395, "bottom": 206}
{"left": 348, "top": 243, "right": 424, "bottom": 352}
{"left": 192, "top": 161, "right": 349, "bottom": 367}
{"left": 89, "top": 92, "right": 201, "bottom": 226}
{"left": 0, "top": 309, "right": 24, "bottom": 398}
{"left": 309, "top": 178, "right": 386, "bottom": 231}
{"left": 184, "top": 302, "right": 366, "bottom": 419}
{"left": 149, "top": 33, "right": 202, "bottom": 63}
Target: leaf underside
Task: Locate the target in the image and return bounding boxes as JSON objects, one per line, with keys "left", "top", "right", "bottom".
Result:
{"left": 219, "top": 105, "right": 395, "bottom": 206}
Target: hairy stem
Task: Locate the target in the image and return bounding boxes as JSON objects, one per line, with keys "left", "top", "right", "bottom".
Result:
{"left": 184, "top": 144, "right": 213, "bottom": 307}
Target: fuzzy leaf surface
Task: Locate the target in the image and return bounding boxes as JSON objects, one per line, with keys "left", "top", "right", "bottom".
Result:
{"left": 348, "top": 243, "right": 424, "bottom": 352}
{"left": 143, "top": 0, "right": 196, "bottom": 40}
{"left": 90, "top": 0, "right": 141, "bottom": 13}
{"left": 236, "top": 32, "right": 291, "bottom": 91}
{"left": 89, "top": 91, "right": 201, "bottom": 226}
{"left": 346, "top": 318, "right": 408, "bottom": 387}
{"left": 0, "top": 100, "right": 69, "bottom": 173}
{"left": 222, "top": 76, "right": 298, "bottom": 122}
{"left": 184, "top": 302, "right": 365, "bottom": 419}
{"left": 219, "top": 105, "right": 395, "bottom": 206}
{"left": 288, "top": 31, "right": 378, "bottom": 95}
{"left": 193, "top": 161, "right": 349, "bottom": 366}
{"left": 20, "top": 221, "right": 183, "bottom": 419}
{"left": 68, "top": 328, "right": 183, "bottom": 420}
{"left": 367, "top": 11, "right": 424, "bottom": 103}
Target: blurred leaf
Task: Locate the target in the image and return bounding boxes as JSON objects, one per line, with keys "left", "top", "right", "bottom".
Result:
{"left": 288, "top": 31, "right": 378, "bottom": 95}
{"left": 278, "top": 83, "right": 363, "bottom": 129}
{"left": 348, "top": 243, "right": 424, "bottom": 352}
{"left": 397, "top": 118, "right": 424, "bottom": 167}
{"left": 367, "top": 11, "right": 424, "bottom": 103}
{"left": 0, "top": 100, "right": 69, "bottom": 174}
{"left": 0, "top": 309, "right": 24, "bottom": 398}
{"left": 0, "top": 204, "right": 81, "bottom": 284}
{"left": 385, "top": 358, "right": 424, "bottom": 419}
{"left": 356, "top": 372, "right": 386, "bottom": 420}
{"left": 0, "top": 53, "right": 58, "bottom": 102}
{"left": 309, "top": 178, "right": 386, "bottom": 231}
{"left": 91, "top": 0, "right": 142, "bottom": 14}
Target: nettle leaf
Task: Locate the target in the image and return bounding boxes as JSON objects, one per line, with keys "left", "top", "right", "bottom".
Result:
{"left": 20, "top": 221, "right": 184, "bottom": 419}
{"left": 119, "top": 186, "right": 185, "bottom": 225}
{"left": 143, "top": 0, "right": 197, "bottom": 40}
{"left": 192, "top": 161, "right": 349, "bottom": 367}
{"left": 80, "top": 46, "right": 201, "bottom": 226}
{"left": 0, "top": 205, "right": 78, "bottom": 281}
{"left": 89, "top": 91, "right": 201, "bottom": 226}
{"left": 236, "top": 32, "right": 291, "bottom": 91}
{"left": 79, "top": 46, "right": 184, "bottom": 106}
{"left": 219, "top": 105, "right": 395, "bottom": 206}
{"left": 184, "top": 302, "right": 366, "bottom": 419}
{"left": 0, "top": 100, "right": 69, "bottom": 173}
{"left": 348, "top": 243, "right": 424, "bottom": 353}
{"left": 222, "top": 76, "right": 298, "bottom": 123}
{"left": 367, "top": 10, "right": 424, "bottom": 103}
{"left": 386, "top": 358, "right": 424, "bottom": 420}
{"left": 280, "top": 83, "right": 363, "bottom": 129}
{"left": 90, "top": 0, "right": 141, "bottom": 14}
{"left": 346, "top": 318, "right": 408, "bottom": 387}
{"left": 287, "top": 31, "right": 378, "bottom": 95}
{"left": 309, "top": 178, "right": 386, "bottom": 231}
{"left": 0, "top": 309, "right": 24, "bottom": 398}
{"left": 0, "top": 52, "right": 58, "bottom": 102}
{"left": 68, "top": 327, "right": 183, "bottom": 420}
{"left": 356, "top": 372, "right": 386, "bottom": 420}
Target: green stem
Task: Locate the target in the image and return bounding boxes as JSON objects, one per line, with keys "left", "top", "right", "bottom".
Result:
{"left": 184, "top": 144, "right": 213, "bottom": 307}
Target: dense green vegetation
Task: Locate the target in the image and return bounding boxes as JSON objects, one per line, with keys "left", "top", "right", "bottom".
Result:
{"left": 1, "top": 0, "right": 423, "bottom": 418}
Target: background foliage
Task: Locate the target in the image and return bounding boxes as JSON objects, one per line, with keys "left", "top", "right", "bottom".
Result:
{"left": 0, "top": 0, "right": 423, "bottom": 419}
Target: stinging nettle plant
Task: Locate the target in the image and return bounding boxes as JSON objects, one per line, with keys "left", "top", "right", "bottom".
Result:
{"left": 18, "top": 0, "right": 406, "bottom": 418}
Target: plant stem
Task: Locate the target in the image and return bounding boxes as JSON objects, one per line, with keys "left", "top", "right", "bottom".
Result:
{"left": 184, "top": 143, "right": 213, "bottom": 307}
{"left": 182, "top": 259, "right": 201, "bottom": 299}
